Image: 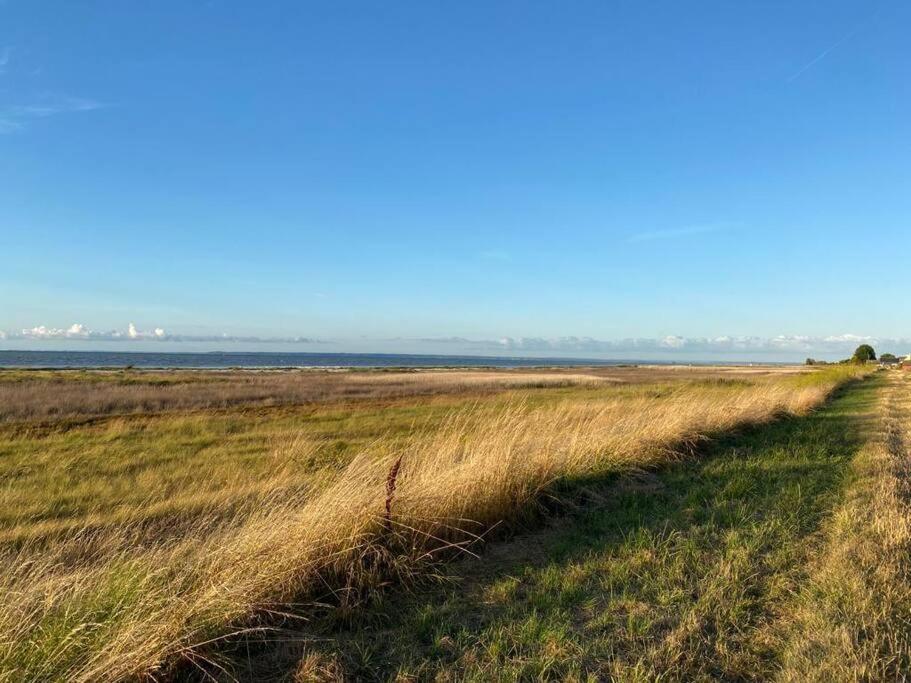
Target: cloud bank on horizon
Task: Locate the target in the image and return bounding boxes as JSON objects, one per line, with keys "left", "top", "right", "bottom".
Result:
{"left": 1, "top": 323, "right": 907, "bottom": 359}
{"left": 1, "top": 323, "right": 319, "bottom": 344}
{"left": 420, "top": 333, "right": 907, "bottom": 357}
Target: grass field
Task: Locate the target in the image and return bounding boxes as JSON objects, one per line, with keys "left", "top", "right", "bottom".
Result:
{"left": 3, "top": 364, "right": 907, "bottom": 681}
{"left": 277, "top": 370, "right": 909, "bottom": 682}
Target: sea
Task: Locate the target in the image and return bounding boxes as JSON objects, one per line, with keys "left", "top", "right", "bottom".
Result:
{"left": 0, "top": 350, "right": 648, "bottom": 369}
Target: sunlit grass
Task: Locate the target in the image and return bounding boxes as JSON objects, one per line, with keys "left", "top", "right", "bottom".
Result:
{"left": 283, "top": 369, "right": 893, "bottom": 681}
{"left": 0, "top": 365, "right": 866, "bottom": 681}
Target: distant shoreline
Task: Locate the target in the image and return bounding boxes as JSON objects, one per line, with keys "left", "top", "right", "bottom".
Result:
{"left": 0, "top": 349, "right": 800, "bottom": 370}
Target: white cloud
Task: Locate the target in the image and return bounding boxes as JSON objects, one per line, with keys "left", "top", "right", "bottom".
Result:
{"left": 66, "top": 323, "right": 89, "bottom": 338}
{"left": 5, "top": 323, "right": 320, "bottom": 344}
{"left": 23, "top": 326, "right": 54, "bottom": 338}
{"left": 823, "top": 333, "right": 874, "bottom": 344}
{"left": 17, "top": 324, "right": 108, "bottom": 340}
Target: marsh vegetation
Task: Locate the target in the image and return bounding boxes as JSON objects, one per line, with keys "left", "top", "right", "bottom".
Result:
{"left": 2, "top": 365, "right": 905, "bottom": 681}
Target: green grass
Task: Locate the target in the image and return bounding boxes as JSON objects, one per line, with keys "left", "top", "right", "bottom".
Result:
{"left": 254, "top": 374, "right": 883, "bottom": 681}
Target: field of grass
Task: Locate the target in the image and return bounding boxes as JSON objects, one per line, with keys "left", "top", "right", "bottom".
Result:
{"left": 0, "top": 364, "right": 899, "bottom": 681}
{"left": 278, "top": 371, "right": 907, "bottom": 681}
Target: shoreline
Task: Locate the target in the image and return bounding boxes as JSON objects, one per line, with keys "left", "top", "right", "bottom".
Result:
{"left": 0, "top": 349, "right": 805, "bottom": 371}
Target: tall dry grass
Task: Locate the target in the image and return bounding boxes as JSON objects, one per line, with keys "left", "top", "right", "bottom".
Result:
{"left": 0, "top": 367, "right": 863, "bottom": 681}
{"left": 0, "top": 373, "right": 611, "bottom": 550}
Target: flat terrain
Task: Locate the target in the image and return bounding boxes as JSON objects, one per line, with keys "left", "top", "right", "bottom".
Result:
{"left": 0, "top": 366, "right": 804, "bottom": 546}
{"left": 2, "top": 364, "right": 908, "bottom": 681}
{"left": 0, "top": 368, "right": 698, "bottom": 546}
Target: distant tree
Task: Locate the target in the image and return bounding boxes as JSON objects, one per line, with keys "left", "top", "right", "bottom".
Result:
{"left": 852, "top": 344, "right": 876, "bottom": 363}
{"left": 881, "top": 353, "right": 897, "bottom": 362}
{"left": 805, "top": 358, "right": 816, "bottom": 366}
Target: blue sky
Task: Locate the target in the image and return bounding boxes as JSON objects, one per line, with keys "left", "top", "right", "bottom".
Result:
{"left": 1, "top": 1, "right": 909, "bottom": 360}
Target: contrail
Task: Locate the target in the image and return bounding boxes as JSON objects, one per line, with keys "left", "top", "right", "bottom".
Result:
{"left": 787, "top": 9, "right": 879, "bottom": 82}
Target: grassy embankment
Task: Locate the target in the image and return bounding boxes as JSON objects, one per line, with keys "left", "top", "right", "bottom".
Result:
{"left": 0, "top": 366, "right": 866, "bottom": 681}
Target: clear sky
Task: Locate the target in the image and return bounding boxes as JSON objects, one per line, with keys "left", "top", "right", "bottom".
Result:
{"left": 1, "top": 1, "right": 909, "bottom": 360}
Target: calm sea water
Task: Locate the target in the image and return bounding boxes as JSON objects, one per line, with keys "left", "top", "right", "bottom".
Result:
{"left": 0, "top": 350, "right": 639, "bottom": 369}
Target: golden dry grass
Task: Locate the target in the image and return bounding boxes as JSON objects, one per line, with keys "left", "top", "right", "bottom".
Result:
{"left": 0, "top": 368, "right": 614, "bottom": 424}
{"left": 0, "top": 365, "right": 802, "bottom": 424}
{"left": 0, "top": 372, "right": 618, "bottom": 549}
{"left": 0, "top": 365, "right": 865, "bottom": 681}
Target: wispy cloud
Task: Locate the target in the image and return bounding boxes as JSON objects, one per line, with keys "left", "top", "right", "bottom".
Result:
{"left": 0, "top": 95, "right": 106, "bottom": 133}
{"left": 787, "top": 10, "right": 878, "bottom": 83}
{"left": 0, "top": 46, "right": 11, "bottom": 73}
{"left": 627, "top": 221, "right": 737, "bottom": 244}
